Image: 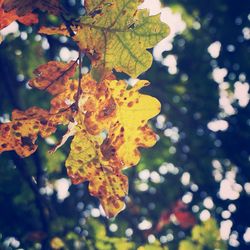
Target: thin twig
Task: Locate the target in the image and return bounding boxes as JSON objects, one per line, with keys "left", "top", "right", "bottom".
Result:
{"left": 76, "top": 49, "right": 83, "bottom": 108}
{"left": 60, "top": 14, "right": 76, "bottom": 37}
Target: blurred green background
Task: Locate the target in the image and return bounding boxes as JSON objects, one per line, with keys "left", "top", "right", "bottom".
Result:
{"left": 0, "top": 0, "right": 249, "bottom": 249}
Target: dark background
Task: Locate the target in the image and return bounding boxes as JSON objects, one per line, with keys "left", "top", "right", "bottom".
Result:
{"left": 0, "top": 0, "right": 249, "bottom": 249}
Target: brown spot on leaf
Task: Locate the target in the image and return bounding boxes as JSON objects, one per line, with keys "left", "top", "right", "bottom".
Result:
{"left": 127, "top": 101, "right": 133, "bottom": 107}
{"left": 40, "top": 118, "right": 48, "bottom": 125}
{"left": 4, "top": 126, "right": 10, "bottom": 132}
{"left": 16, "top": 122, "right": 22, "bottom": 127}
{"left": 12, "top": 124, "right": 18, "bottom": 130}
{"left": 15, "top": 132, "right": 21, "bottom": 137}
{"left": 75, "top": 146, "right": 82, "bottom": 151}
{"left": 101, "top": 138, "right": 116, "bottom": 160}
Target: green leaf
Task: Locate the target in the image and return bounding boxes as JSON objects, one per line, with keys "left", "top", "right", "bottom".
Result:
{"left": 75, "top": 0, "right": 169, "bottom": 79}
{"left": 179, "top": 240, "right": 199, "bottom": 250}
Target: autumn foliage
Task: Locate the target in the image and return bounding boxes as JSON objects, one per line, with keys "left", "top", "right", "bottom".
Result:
{"left": 0, "top": 0, "right": 169, "bottom": 217}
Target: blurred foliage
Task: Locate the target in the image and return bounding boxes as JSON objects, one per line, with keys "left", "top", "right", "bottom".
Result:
{"left": 179, "top": 219, "right": 226, "bottom": 250}
{"left": 0, "top": 0, "right": 250, "bottom": 249}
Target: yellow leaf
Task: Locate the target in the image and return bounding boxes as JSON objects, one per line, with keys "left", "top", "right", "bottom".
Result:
{"left": 81, "top": 76, "right": 161, "bottom": 167}
{"left": 66, "top": 115, "right": 128, "bottom": 218}
{"left": 138, "top": 240, "right": 169, "bottom": 250}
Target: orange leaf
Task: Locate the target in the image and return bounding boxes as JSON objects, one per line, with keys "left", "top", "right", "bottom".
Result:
{"left": 29, "top": 61, "right": 77, "bottom": 95}
{"left": 0, "top": 0, "right": 38, "bottom": 30}
{"left": 0, "top": 107, "right": 67, "bottom": 157}
{"left": 3, "top": 0, "right": 61, "bottom": 16}
{"left": 29, "top": 61, "right": 78, "bottom": 113}
{"left": 173, "top": 201, "right": 196, "bottom": 229}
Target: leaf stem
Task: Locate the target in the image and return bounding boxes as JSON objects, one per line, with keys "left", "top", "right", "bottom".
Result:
{"left": 76, "top": 49, "right": 83, "bottom": 108}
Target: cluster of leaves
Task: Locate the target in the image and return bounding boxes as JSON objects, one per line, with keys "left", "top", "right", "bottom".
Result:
{"left": 0, "top": 0, "right": 169, "bottom": 217}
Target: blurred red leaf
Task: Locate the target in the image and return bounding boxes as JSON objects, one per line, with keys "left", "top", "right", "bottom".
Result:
{"left": 174, "top": 210, "right": 196, "bottom": 229}
{"left": 173, "top": 200, "right": 196, "bottom": 229}
{"left": 155, "top": 200, "right": 196, "bottom": 232}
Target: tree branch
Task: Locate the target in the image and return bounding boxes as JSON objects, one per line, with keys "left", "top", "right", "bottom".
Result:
{"left": 0, "top": 54, "right": 53, "bottom": 249}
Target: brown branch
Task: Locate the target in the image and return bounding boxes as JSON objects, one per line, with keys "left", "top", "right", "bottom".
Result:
{"left": 11, "top": 153, "right": 51, "bottom": 249}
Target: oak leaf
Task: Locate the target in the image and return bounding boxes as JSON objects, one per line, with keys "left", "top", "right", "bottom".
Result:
{"left": 29, "top": 61, "right": 77, "bottom": 95}
{"left": 0, "top": 61, "right": 78, "bottom": 157}
{"left": 81, "top": 77, "right": 161, "bottom": 167}
{"left": 76, "top": 0, "right": 169, "bottom": 79}
{"left": 0, "top": 107, "right": 67, "bottom": 157}
{"left": 29, "top": 60, "right": 78, "bottom": 113}
{"left": 39, "top": 0, "right": 170, "bottom": 80}
{"left": 66, "top": 116, "right": 128, "bottom": 218}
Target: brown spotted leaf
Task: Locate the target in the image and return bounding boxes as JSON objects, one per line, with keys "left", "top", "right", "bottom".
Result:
{"left": 79, "top": 76, "right": 161, "bottom": 168}
{"left": 104, "top": 79, "right": 161, "bottom": 167}
{"left": 29, "top": 61, "right": 77, "bottom": 95}
{"left": 0, "top": 107, "right": 67, "bottom": 157}
{"left": 79, "top": 74, "right": 117, "bottom": 135}
{"left": 65, "top": 113, "right": 128, "bottom": 218}
{"left": 64, "top": 74, "right": 160, "bottom": 217}
{"left": 29, "top": 61, "right": 78, "bottom": 114}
